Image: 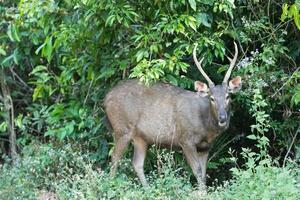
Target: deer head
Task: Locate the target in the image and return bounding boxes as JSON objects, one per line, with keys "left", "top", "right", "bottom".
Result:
{"left": 193, "top": 42, "right": 242, "bottom": 127}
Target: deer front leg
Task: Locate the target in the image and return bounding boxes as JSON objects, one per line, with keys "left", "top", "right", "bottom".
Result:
{"left": 181, "top": 144, "right": 205, "bottom": 188}
{"left": 198, "top": 151, "right": 209, "bottom": 184}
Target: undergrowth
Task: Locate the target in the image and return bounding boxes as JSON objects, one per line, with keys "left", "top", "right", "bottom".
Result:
{"left": 0, "top": 143, "right": 299, "bottom": 200}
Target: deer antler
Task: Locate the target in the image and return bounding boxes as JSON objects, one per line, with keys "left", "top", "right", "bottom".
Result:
{"left": 223, "top": 42, "right": 238, "bottom": 84}
{"left": 193, "top": 44, "right": 215, "bottom": 87}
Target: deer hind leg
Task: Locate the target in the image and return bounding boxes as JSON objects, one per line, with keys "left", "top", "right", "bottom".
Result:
{"left": 110, "top": 134, "right": 131, "bottom": 176}
{"left": 132, "top": 136, "right": 148, "bottom": 186}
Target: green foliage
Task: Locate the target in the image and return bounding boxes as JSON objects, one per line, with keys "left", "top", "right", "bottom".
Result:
{"left": 0, "top": 143, "right": 92, "bottom": 199}
{"left": 1, "top": 144, "right": 299, "bottom": 200}
{"left": 0, "top": 144, "right": 204, "bottom": 200}
{"left": 208, "top": 78, "right": 300, "bottom": 200}
{"left": 290, "top": 70, "right": 300, "bottom": 106}
{"left": 0, "top": 0, "right": 300, "bottom": 196}
{"left": 210, "top": 163, "right": 300, "bottom": 200}
{"left": 55, "top": 150, "right": 202, "bottom": 200}
{"left": 281, "top": 1, "right": 300, "bottom": 30}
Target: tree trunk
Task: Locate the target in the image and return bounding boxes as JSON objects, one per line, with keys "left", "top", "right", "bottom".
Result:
{"left": 0, "top": 67, "right": 17, "bottom": 162}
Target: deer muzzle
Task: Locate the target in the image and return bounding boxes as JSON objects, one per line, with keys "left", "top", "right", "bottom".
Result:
{"left": 218, "top": 114, "right": 227, "bottom": 127}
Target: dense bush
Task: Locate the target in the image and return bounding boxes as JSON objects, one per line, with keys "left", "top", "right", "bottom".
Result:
{"left": 0, "top": 144, "right": 202, "bottom": 200}
{"left": 0, "top": 144, "right": 299, "bottom": 199}
{"left": 210, "top": 163, "right": 300, "bottom": 200}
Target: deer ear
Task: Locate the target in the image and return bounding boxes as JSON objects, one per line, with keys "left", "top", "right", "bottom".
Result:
{"left": 194, "top": 81, "right": 209, "bottom": 97}
{"left": 228, "top": 76, "right": 242, "bottom": 93}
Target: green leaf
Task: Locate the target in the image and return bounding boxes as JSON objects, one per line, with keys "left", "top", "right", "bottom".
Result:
{"left": 281, "top": 4, "right": 289, "bottom": 22}
{"left": 105, "top": 15, "right": 116, "bottom": 27}
{"left": 35, "top": 43, "right": 46, "bottom": 55}
{"left": 291, "top": 84, "right": 300, "bottom": 105}
{"left": 288, "top": 4, "right": 297, "bottom": 18}
{"left": 188, "top": 20, "right": 197, "bottom": 31}
{"left": 136, "top": 50, "right": 145, "bottom": 62}
{"left": 0, "top": 47, "right": 6, "bottom": 56}
{"left": 13, "top": 48, "right": 19, "bottom": 65}
{"left": 7, "top": 24, "right": 14, "bottom": 42}
{"left": 188, "top": 0, "right": 197, "bottom": 11}
{"left": 217, "top": 65, "right": 228, "bottom": 73}
{"left": 32, "top": 85, "right": 44, "bottom": 101}
{"left": 45, "top": 129, "right": 56, "bottom": 137}
{"left": 15, "top": 114, "right": 23, "bottom": 129}
{"left": 30, "top": 65, "right": 48, "bottom": 75}
{"left": 166, "top": 74, "right": 178, "bottom": 86}
{"left": 65, "top": 122, "right": 75, "bottom": 135}
{"left": 96, "top": 66, "right": 116, "bottom": 80}
{"left": 87, "top": 65, "right": 95, "bottom": 80}
{"left": 41, "top": 36, "right": 53, "bottom": 62}
{"left": 0, "top": 122, "right": 7, "bottom": 133}
{"left": 292, "top": 6, "right": 300, "bottom": 30}
{"left": 286, "top": 4, "right": 300, "bottom": 30}
{"left": 58, "top": 128, "right": 67, "bottom": 140}
{"left": 12, "top": 24, "right": 21, "bottom": 42}
{"left": 247, "top": 134, "right": 257, "bottom": 140}
{"left": 196, "top": 13, "right": 212, "bottom": 28}
{"left": 150, "top": 44, "right": 158, "bottom": 53}
{"left": 7, "top": 24, "right": 20, "bottom": 42}
{"left": 1, "top": 54, "right": 14, "bottom": 65}
{"left": 44, "top": 36, "right": 53, "bottom": 62}
{"left": 261, "top": 136, "right": 270, "bottom": 143}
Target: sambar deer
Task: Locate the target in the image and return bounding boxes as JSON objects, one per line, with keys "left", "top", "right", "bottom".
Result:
{"left": 104, "top": 42, "right": 242, "bottom": 187}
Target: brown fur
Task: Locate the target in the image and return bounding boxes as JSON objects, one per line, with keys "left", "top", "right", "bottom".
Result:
{"left": 104, "top": 78, "right": 241, "bottom": 186}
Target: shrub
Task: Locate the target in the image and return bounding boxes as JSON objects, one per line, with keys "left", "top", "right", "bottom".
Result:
{"left": 0, "top": 144, "right": 206, "bottom": 200}
{"left": 1, "top": 143, "right": 299, "bottom": 200}
{"left": 209, "top": 162, "right": 300, "bottom": 200}
{"left": 0, "top": 143, "right": 92, "bottom": 199}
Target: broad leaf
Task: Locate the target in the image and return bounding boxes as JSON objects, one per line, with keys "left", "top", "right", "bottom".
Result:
{"left": 188, "top": 0, "right": 197, "bottom": 11}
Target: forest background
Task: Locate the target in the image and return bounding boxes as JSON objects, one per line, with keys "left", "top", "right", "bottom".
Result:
{"left": 0, "top": 0, "right": 299, "bottom": 199}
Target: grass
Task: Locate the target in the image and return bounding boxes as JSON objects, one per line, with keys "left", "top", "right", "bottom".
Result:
{"left": 0, "top": 143, "right": 299, "bottom": 200}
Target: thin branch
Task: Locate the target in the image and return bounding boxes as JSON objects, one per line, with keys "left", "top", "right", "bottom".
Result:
{"left": 230, "top": 19, "right": 246, "bottom": 56}
{"left": 0, "top": 137, "right": 10, "bottom": 142}
{"left": 208, "top": 134, "right": 243, "bottom": 162}
{"left": 267, "top": 0, "right": 271, "bottom": 18}
{"left": 8, "top": 94, "right": 17, "bottom": 160}
{"left": 273, "top": 110, "right": 300, "bottom": 115}
{"left": 283, "top": 52, "right": 298, "bottom": 70}
{"left": 283, "top": 127, "right": 299, "bottom": 167}
{"left": 84, "top": 80, "right": 93, "bottom": 105}
{"left": 9, "top": 67, "right": 33, "bottom": 91}
{"left": 271, "top": 67, "right": 299, "bottom": 98}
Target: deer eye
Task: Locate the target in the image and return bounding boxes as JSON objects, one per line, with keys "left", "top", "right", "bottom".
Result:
{"left": 210, "top": 96, "right": 215, "bottom": 102}
{"left": 226, "top": 95, "right": 230, "bottom": 100}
